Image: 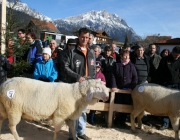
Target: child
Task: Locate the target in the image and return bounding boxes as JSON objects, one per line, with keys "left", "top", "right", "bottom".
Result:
{"left": 34, "top": 47, "right": 58, "bottom": 82}
{"left": 89, "top": 61, "right": 106, "bottom": 125}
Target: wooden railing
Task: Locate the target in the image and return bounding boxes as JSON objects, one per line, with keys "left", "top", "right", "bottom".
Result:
{"left": 88, "top": 89, "right": 133, "bottom": 127}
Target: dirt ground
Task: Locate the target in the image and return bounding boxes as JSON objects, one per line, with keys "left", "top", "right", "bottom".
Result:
{"left": 0, "top": 114, "right": 176, "bottom": 140}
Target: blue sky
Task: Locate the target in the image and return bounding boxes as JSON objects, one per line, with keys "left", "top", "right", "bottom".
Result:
{"left": 21, "top": 0, "right": 180, "bottom": 39}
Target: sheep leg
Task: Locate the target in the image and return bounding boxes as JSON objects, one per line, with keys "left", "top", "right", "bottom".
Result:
{"left": 53, "top": 118, "right": 64, "bottom": 140}
{"left": 137, "top": 111, "right": 144, "bottom": 130}
{"left": 66, "top": 119, "right": 76, "bottom": 140}
{"left": 169, "top": 116, "right": 179, "bottom": 140}
{"left": 0, "top": 101, "right": 8, "bottom": 135}
{"left": 0, "top": 118, "right": 6, "bottom": 135}
{"left": 8, "top": 113, "right": 21, "bottom": 140}
{"left": 131, "top": 108, "right": 144, "bottom": 132}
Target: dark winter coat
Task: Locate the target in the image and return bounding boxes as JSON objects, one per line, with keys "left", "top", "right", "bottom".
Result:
{"left": 149, "top": 53, "right": 161, "bottom": 83}
{"left": 0, "top": 55, "right": 12, "bottom": 85}
{"left": 111, "top": 60, "right": 138, "bottom": 89}
{"left": 101, "top": 55, "right": 116, "bottom": 87}
{"left": 158, "top": 54, "right": 180, "bottom": 85}
{"left": 63, "top": 45, "right": 96, "bottom": 83}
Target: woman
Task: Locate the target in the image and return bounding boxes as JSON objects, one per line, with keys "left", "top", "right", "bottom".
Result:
{"left": 101, "top": 45, "right": 116, "bottom": 88}
{"left": 160, "top": 49, "right": 170, "bottom": 58}
{"left": 34, "top": 47, "right": 58, "bottom": 82}
{"left": 111, "top": 50, "right": 138, "bottom": 127}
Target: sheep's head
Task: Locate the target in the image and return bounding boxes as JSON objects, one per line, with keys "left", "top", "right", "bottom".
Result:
{"left": 79, "top": 79, "right": 109, "bottom": 103}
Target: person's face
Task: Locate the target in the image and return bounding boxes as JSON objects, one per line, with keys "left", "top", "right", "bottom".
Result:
{"left": 67, "top": 44, "right": 74, "bottom": 49}
{"left": 43, "top": 53, "right": 50, "bottom": 61}
{"left": 96, "top": 67, "right": 101, "bottom": 72}
{"left": 89, "top": 35, "right": 94, "bottom": 45}
{"left": 121, "top": 54, "right": 130, "bottom": 62}
{"left": 26, "top": 35, "right": 34, "bottom": 43}
{"left": 8, "top": 39, "right": 14, "bottom": 46}
{"left": 18, "top": 31, "right": 26, "bottom": 39}
{"left": 172, "top": 52, "right": 180, "bottom": 60}
{"left": 106, "top": 50, "right": 112, "bottom": 57}
{"left": 163, "top": 50, "right": 169, "bottom": 57}
{"left": 50, "top": 41, "right": 57, "bottom": 50}
{"left": 78, "top": 32, "right": 90, "bottom": 47}
{"left": 136, "top": 47, "right": 144, "bottom": 58}
{"left": 94, "top": 48, "right": 100, "bottom": 57}
{"left": 112, "top": 44, "right": 116, "bottom": 51}
{"left": 149, "top": 45, "right": 156, "bottom": 54}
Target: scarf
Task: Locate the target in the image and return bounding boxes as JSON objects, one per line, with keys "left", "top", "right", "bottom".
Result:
{"left": 121, "top": 59, "right": 130, "bottom": 65}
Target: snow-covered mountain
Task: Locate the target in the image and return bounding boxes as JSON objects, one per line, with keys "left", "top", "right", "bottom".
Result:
{"left": 53, "top": 10, "right": 142, "bottom": 42}
{"left": 1, "top": 0, "right": 52, "bottom": 21}
{"left": 1, "top": 0, "right": 141, "bottom": 42}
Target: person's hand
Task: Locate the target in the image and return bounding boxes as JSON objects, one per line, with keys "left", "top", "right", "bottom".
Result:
{"left": 78, "top": 77, "right": 86, "bottom": 83}
{"left": 111, "top": 88, "right": 118, "bottom": 92}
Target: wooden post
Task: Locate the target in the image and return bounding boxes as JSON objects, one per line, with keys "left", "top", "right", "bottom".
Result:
{"left": 1, "top": 0, "right": 6, "bottom": 54}
{"left": 107, "top": 92, "right": 115, "bottom": 127}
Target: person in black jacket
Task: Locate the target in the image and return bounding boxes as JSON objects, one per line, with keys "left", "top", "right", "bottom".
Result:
{"left": 158, "top": 46, "right": 180, "bottom": 130}
{"left": 0, "top": 55, "right": 12, "bottom": 85}
{"left": 63, "top": 28, "right": 95, "bottom": 140}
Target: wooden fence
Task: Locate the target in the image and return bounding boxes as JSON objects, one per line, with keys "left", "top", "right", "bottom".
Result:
{"left": 88, "top": 89, "right": 133, "bottom": 127}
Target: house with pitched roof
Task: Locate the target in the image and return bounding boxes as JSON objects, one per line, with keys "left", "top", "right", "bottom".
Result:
{"left": 26, "top": 19, "right": 63, "bottom": 43}
{"left": 155, "top": 38, "right": 180, "bottom": 53}
{"left": 95, "top": 30, "right": 113, "bottom": 44}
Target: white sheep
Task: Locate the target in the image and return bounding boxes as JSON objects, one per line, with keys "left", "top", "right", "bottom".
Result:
{"left": 130, "top": 83, "right": 180, "bottom": 140}
{"left": 0, "top": 77, "right": 109, "bottom": 140}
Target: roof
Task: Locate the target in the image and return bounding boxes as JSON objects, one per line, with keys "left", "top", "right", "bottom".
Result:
{"left": 30, "top": 19, "right": 60, "bottom": 33}
{"left": 146, "top": 36, "right": 171, "bottom": 41}
{"left": 96, "top": 30, "right": 109, "bottom": 37}
{"left": 155, "top": 38, "right": 180, "bottom": 45}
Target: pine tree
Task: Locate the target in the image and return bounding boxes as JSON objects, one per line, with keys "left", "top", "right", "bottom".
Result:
{"left": 123, "top": 34, "right": 130, "bottom": 47}
{"left": 4, "top": 0, "right": 31, "bottom": 77}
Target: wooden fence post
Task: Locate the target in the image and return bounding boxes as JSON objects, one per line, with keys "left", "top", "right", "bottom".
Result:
{"left": 107, "top": 92, "right": 115, "bottom": 127}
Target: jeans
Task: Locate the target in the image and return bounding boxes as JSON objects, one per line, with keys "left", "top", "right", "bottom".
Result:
{"left": 69, "top": 107, "right": 87, "bottom": 138}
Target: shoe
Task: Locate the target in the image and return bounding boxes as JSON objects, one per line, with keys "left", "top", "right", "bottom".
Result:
{"left": 145, "top": 122, "right": 152, "bottom": 127}
{"left": 78, "top": 134, "right": 91, "bottom": 140}
{"left": 159, "top": 125, "right": 169, "bottom": 130}
{"left": 68, "top": 138, "right": 78, "bottom": 140}
{"left": 119, "top": 122, "right": 129, "bottom": 129}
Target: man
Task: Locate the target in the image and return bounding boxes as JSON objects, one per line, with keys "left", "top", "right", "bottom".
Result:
{"left": 148, "top": 43, "right": 161, "bottom": 83}
{"left": 93, "top": 45, "right": 105, "bottom": 62}
{"left": 63, "top": 28, "right": 95, "bottom": 140}
{"left": 131, "top": 45, "right": 151, "bottom": 84}
{"left": 88, "top": 33, "right": 96, "bottom": 49}
{"left": 17, "top": 29, "right": 26, "bottom": 41}
{"left": 111, "top": 42, "right": 119, "bottom": 60}
{"left": 131, "top": 44, "right": 152, "bottom": 126}
{"left": 158, "top": 46, "right": 180, "bottom": 130}
{"left": 58, "top": 38, "right": 77, "bottom": 82}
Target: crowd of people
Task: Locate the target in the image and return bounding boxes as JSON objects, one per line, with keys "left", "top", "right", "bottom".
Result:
{"left": 1, "top": 27, "right": 180, "bottom": 140}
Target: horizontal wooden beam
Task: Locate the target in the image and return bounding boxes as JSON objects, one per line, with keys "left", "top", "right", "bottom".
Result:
{"left": 88, "top": 102, "right": 109, "bottom": 111}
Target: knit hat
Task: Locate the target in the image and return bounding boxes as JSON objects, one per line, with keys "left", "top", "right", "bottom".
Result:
{"left": 42, "top": 47, "right": 51, "bottom": 57}
{"left": 96, "top": 61, "right": 101, "bottom": 68}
